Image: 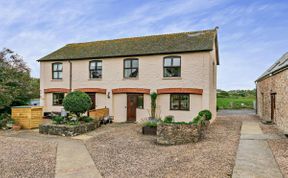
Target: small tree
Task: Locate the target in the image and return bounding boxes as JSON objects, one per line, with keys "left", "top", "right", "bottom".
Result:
{"left": 150, "top": 92, "right": 157, "bottom": 118}
{"left": 63, "top": 91, "right": 92, "bottom": 117}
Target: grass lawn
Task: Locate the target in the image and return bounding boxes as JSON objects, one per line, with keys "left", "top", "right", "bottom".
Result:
{"left": 217, "top": 97, "right": 256, "bottom": 109}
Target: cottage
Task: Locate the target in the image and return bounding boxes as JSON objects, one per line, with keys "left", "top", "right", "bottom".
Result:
{"left": 256, "top": 52, "right": 288, "bottom": 132}
{"left": 38, "top": 28, "right": 219, "bottom": 122}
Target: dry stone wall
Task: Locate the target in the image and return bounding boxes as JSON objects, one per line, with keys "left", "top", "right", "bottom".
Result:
{"left": 39, "top": 121, "right": 100, "bottom": 136}
{"left": 156, "top": 121, "right": 209, "bottom": 145}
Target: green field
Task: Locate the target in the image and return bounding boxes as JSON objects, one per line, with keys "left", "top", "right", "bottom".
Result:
{"left": 217, "top": 97, "right": 256, "bottom": 110}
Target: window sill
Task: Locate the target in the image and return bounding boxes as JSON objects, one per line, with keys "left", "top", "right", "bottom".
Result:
{"left": 88, "top": 78, "right": 102, "bottom": 81}
{"left": 170, "top": 109, "right": 190, "bottom": 111}
{"left": 162, "top": 77, "right": 182, "bottom": 80}
{"left": 51, "top": 79, "right": 63, "bottom": 82}
{"left": 123, "top": 77, "right": 139, "bottom": 80}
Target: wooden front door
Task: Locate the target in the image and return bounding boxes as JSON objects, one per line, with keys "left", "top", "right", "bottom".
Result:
{"left": 127, "top": 94, "right": 138, "bottom": 122}
{"left": 86, "top": 92, "right": 96, "bottom": 110}
{"left": 271, "top": 93, "right": 276, "bottom": 122}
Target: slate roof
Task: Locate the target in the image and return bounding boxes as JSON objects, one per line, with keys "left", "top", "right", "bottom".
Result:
{"left": 38, "top": 29, "right": 219, "bottom": 63}
{"left": 256, "top": 52, "right": 288, "bottom": 82}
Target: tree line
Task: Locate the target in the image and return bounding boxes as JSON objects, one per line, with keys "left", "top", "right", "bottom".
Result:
{"left": 217, "top": 89, "right": 256, "bottom": 98}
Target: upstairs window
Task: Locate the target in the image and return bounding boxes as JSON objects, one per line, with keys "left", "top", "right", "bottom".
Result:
{"left": 52, "top": 63, "right": 63, "bottom": 79}
{"left": 170, "top": 94, "right": 189, "bottom": 110}
{"left": 163, "top": 56, "right": 181, "bottom": 77}
{"left": 89, "top": 60, "right": 102, "bottom": 79}
{"left": 124, "top": 59, "right": 138, "bottom": 78}
{"left": 53, "top": 93, "right": 64, "bottom": 106}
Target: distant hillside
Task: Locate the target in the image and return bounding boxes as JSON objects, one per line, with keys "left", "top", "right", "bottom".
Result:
{"left": 217, "top": 89, "right": 256, "bottom": 110}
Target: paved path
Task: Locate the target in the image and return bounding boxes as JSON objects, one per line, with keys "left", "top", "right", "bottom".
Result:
{"left": 232, "top": 121, "right": 283, "bottom": 178}
{"left": 55, "top": 139, "right": 102, "bottom": 178}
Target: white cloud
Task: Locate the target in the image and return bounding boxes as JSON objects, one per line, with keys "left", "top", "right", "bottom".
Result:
{"left": 1, "top": 0, "right": 288, "bottom": 90}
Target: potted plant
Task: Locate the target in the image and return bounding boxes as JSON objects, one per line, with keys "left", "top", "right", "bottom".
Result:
{"left": 6, "top": 119, "right": 15, "bottom": 129}
{"left": 142, "top": 120, "right": 157, "bottom": 135}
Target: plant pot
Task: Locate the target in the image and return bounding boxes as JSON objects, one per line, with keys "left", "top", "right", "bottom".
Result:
{"left": 12, "top": 125, "right": 21, "bottom": 131}
{"left": 142, "top": 126, "right": 157, "bottom": 135}
{"left": 6, "top": 123, "right": 13, "bottom": 129}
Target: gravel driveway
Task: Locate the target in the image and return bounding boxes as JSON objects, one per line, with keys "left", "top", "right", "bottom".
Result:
{"left": 0, "top": 136, "right": 57, "bottom": 178}
{"left": 259, "top": 123, "right": 288, "bottom": 177}
{"left": 85, "top": 116, "right": 242, "bottom": 178}
{"left": 217, "top": 109, "right": 256, "bottom": 116}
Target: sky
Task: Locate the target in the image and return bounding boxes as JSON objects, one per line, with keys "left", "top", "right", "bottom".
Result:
{"left": 1, "top": 0, "right": 288, "bottom": 90}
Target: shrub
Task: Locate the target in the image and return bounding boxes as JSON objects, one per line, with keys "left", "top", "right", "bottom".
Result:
{"left": 172, "top": 121, "right": 193, "bottom": 125}
{"left": 63, "top": 91, "right": 92, "bottom": 117}
{"left": 0, "top": 113, "right": 13, "bottom": 128}
{"left": 143, "top": 121, "right": 157, "bottom": 128}
{"left": 81, "top": 116, "right": 93, "bottom": 123}
{"left": 52, "top": 116, "right": 64, "bottom": 124}
{"left": 191, "top": 115, "right": 202, "bottom": 125}
{"left": 164, "top": 115, "right": 174, "bottom": 123}
{"left": 198, "top": 110, "right": 212, "bottom": 120}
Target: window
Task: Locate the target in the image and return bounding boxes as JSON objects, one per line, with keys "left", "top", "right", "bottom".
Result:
{"left": 53, "top": 93, "right": 64, "bottom": 106}
{"left": 52, "top": 63, "right": 63, "bottom": 79}
{"left": 89, "top": 60, "right": 102, "bottom": 79}
{"left": 124, "top": 59, "right": 138, "bottom": 78}
{"left": 137, "top": 95, "right": 144, "bottom": 109}
{"left": 170, "top": 94, "right": 189, "bottom": 110}
{"left": 163, "top": 56, "right": 181, "bottom": 77}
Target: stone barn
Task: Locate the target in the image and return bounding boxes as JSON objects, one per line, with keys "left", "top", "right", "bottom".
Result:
{"left": 256, "top": 52, "right": 288, "bottom": 133}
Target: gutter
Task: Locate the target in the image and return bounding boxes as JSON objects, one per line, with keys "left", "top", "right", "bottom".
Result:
{"left": 256, "top": 65, "right": 288, "bottom": 82}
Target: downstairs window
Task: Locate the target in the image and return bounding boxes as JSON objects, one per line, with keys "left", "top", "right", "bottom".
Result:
{"left": 170, "top": 94, "right": 190, "bottom": 110}
{"left": 53, "top": 93, "right": 64, "bottom": 106}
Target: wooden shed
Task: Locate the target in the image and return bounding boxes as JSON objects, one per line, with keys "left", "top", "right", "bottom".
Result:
{"left": 12, "top": 106, "right": 43, "bottom": 129}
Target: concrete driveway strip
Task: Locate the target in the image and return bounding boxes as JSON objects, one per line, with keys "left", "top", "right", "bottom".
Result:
{"left": 232, "top": 121, "right": 283, "bottom": 178}
{"left": 55, "top": 140, "right": 102, "bottom": 178}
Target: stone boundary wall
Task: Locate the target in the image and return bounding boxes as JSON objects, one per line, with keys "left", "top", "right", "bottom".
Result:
{"left": 257, "top": 69, "right": 288, "bottom": 133}
{"left": 157, "top": 121, "right": 209, "bottom": 145}
{"left": 39, "top": 121, "right": 100, "bottom": 136}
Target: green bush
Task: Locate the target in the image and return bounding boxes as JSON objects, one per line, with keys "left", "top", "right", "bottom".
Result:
{"left": 63, "top": 91, "right": 92, "bottom": 117}
{"left": 172, "top": 121, "right": 193, "bottom": 125}
{"left": 191, "top": 115, "right": 202, "bottom": 125}
{"left": 143, "top": 120, "right": 157, "bottom": 128}
{"left": 52, "top": 116, "right": 64, "bottom": 124}
{"left": 164, "top": 115, "right": 174, "bottom": 123}
{"left": 80, "top": 116, "right": 93, "bottom": 123}
{"left": 0, "top": 113, "right": 13, "bottom": 128}
{"left": 198, "top": 110, "right": 212, "bottom": 120}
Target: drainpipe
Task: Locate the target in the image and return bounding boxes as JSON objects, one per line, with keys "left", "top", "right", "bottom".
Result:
{"left": 255, "top": 82, "right": 257, "bottom": 115}
{"left": 68, "top": 60, "right": 72, "bottom": 91}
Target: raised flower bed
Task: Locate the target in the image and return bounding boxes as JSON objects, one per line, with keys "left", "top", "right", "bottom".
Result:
{"left": 156, "top": 121, "right": 209, "bottom": 145}
{"left": 156, "top": 110, "right": 212, "bottom": 145}
{"left": 39, "top": 120, "right": 100, "bottom": 136}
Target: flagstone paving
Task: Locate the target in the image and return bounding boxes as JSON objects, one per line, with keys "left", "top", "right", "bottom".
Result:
{"left": 55, "top": 139, "right": 102, "bottom": 178}
{"left": 232, "top": 121, "right": 283, "bottom": 178}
